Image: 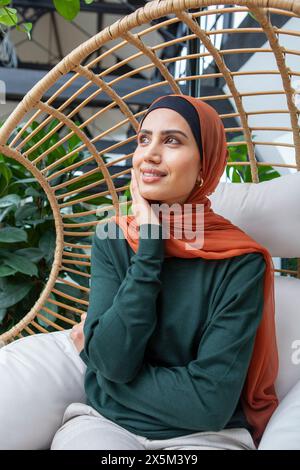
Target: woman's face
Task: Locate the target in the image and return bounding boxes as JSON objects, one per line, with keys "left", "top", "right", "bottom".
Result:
{"left": 132, "top": 108, "right": 202, "bottom": 206}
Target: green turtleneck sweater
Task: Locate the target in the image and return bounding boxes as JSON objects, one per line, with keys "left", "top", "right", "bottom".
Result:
{"left": 79, "top": 220, "right": 266, "bottom": 440}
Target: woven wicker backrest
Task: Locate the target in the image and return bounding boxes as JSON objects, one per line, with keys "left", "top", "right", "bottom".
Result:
{"left": 0, "top": 0, "right": 299, "bottom": 343}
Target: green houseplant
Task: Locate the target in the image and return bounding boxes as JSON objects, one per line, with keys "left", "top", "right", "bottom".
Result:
{"left": 0, "top": 0, "right": 95, "bottom": 38}
{"left": 0, "top": 118, "right": 111, "bottom": 335}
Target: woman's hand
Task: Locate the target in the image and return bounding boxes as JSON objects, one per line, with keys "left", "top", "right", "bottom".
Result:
{"left": 130, "top": 168, "right": 160, "bottom": 226}
{"left": 70, "top": 313, "right": 87, "bottom": 353}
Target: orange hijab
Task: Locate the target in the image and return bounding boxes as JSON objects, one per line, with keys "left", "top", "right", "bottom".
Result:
{"left": 111, "top": 93, "right": 279, "bottom": 447}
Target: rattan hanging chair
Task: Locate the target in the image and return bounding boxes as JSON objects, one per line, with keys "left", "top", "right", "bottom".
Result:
{"left": 1, "top": 0, "right": 300, "bottom": 345}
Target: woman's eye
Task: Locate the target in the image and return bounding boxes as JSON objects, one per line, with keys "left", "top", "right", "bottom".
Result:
{"left": 138, "top": 135, "right": 179, "bottom": 144}
{"left": 166, "top": 137, "right": 179, "bottom": 144}
{"left": 138, "top": 135, "right": 147, "bottom": 143}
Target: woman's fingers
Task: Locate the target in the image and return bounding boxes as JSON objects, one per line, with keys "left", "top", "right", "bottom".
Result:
{"left": 130, "top": 169, "right": 136, "bottom": 197}
{"left": 71, "top": 314, "right": 86, "bottom": 335}
{"left": 131, "top": 169, "right": 142, "bottom": 202}
{"left": 130, "top": 169, "right": 137, "bottom": 216}
{"left": 131, "top": 168, "right": 155, "bottom": 226}
{"left": 70, "top": 322, "right": 85, "bottom": 353}
{"left": 70, "top": 325, "right": 81, "bottom": 342}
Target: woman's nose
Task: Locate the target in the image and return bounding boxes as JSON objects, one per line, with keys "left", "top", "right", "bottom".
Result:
{"left": 143, "top": 152, "right": 162, "bottom": 163}
{"left": 143, "top": 144, "right": 162, "bottom": 162}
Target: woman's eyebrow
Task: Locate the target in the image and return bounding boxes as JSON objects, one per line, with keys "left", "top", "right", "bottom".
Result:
{"left": 138, "top": 129, "right": 188, "bottom": 139}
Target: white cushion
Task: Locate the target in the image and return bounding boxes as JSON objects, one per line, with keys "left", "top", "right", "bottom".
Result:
{"left": 274, "top": 276, "right": 300, "bottom": 401}
{"left": 208, "top": 172, "right": 300, "bottom": 257}
{"left": 0, "top": 329, "right": 86, "bottom": 450}
{"left": 258, "top": 379, "right": 300, "bottom": 449}
{"left": 257, "top": 276, "right": 300, "bottom": 449}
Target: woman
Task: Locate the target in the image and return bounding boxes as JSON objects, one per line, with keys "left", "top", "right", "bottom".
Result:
{"left": 51, "top": 94, "right": 279, "bottom": 450}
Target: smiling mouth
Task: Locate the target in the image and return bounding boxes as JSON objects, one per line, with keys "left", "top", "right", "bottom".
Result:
{"left": 141, "top": 169, "right": 167, "bottom": 177}
{"left": 141, "top": 172, "right": 167, "bottom": 183}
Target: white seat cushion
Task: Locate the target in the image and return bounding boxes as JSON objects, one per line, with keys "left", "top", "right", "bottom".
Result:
{"left": 258, "top": 379, "right": 300, "bottom": 449}
{"left": 209, "top": 172, "right": 300, "bottom": 258}
{"left": 0, "top": 329, "right": 86, "bottom": 450}
{"left": 258, "top": 276, "right": 300, "bottom": 450}
{"left": 257, "top": 276, "right": 300, "bottom": 449}
{"left": 274, "top": 276, "right": 300, "bottom": 402}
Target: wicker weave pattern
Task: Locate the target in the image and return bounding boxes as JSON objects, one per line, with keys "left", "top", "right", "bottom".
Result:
{"left": 0, "top": 0, "right": 299, "bottom": 342}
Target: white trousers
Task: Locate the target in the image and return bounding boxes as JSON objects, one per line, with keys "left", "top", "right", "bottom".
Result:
{"left": 0, "top": 329, "right": 256, "bottom": 450}
{"left": 51, "top": 401, "right": 256, "bottom": 450}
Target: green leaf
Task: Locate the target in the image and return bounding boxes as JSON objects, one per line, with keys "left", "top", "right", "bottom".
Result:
{"left": 0, "top": 205, "right": 16, "bottom": 223}
{"left": 0, "top": 265, "right": 16, "bottom": 277}
{"left": 84, "top": 0, "right": 94, "bottom": 4}
{"left": 14, "top": 204, "right": 38, "bottom": 222}
{"left": 21, "top": 216, "right": 54, "bottom": 228}
{"left": 16, "top": 22, "right": 32, "bottom": 39}
{"left": 227, "top": 134, "right": 281, "bottom": 183}
{"left": 0, "top": 307, "right": 7, "bottom": 324}
{"left": 2, "top": 252, "right": 38, "bottom": 276}
{"left": 0, "top": 162, "right": 13, "bottom": 194}
{"left": 39, "top": 231, "right": 56, "bottom": 263}
{"left": 9, "top": 177, "right": 38, "bottom": 187}
{"left": 0, "top": 194, "right": 20, "bottom": 208}
{"left": 0, "top": 1, "right": 12, "bottom": 7}
{"left": 67, "top": 131, "right": 82, "bottom": 153}
{"left": 15, "top": 247, "right": 44, "bottom": 263}
{"left": 0, "top": 227, "right": 27, "bottom": 243}
{"left": 47, "top": 119, "right": 60, "bottom": 132}
{"left": 18, "top": 121, "right": 52, "bottom": 161}
{"left": 64, "top": 131, "right": 82, "bottom": 166}
{"left": 0, "top": 7, "right": 18, "bottom": 26}
{"left": 257, "top": 165, "right": 281, "bottom": 181}
{"left": 53, "top": 0, "right": 80, "bottom": 21}
{"left": 37, "top": 124, "right": 67, "bottom": 165}
{"left": 24, "top": 187, "right": 41, "bottom": 198}
{"left": 0, "top": 280, "right": 32, "bottom": 309}
{"left": 232, "top": 169, "right": 242, "bottom": 183}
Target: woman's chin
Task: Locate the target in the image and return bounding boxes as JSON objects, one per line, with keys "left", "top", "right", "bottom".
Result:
{"left": 143, "top": 197, "right": 161, "bottom": 204}
{"left": 140, "top": 189, "right": 161, "bottom": 200}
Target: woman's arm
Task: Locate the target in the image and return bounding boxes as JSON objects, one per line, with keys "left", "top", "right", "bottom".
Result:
{"left": 94, "top": 253, "right": 266, "bottom": 431}
{"left": 80, "top": 222, "right": 164, "bottom": 383}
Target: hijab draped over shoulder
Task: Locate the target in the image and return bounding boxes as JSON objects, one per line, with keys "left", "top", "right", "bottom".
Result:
{"left": 111, "top": 93, "right": 279, "bottom": 447}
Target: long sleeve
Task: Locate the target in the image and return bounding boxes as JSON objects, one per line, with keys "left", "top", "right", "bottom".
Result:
{"left": 80, "top": 222, "right": 164, "bottom": 383}
{"left": 94, "top": 252, "right": 266, "bottom": 431}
